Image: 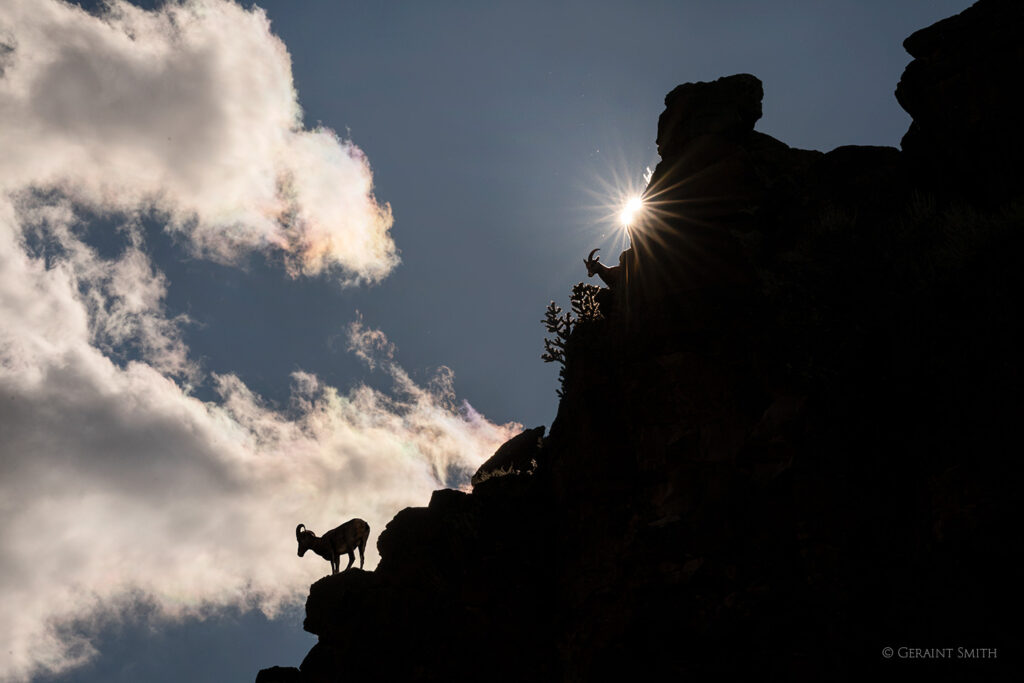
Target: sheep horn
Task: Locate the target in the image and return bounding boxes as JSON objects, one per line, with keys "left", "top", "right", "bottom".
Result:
{"left": 296, "top": 524, "right": 305, "bottom": 539}
{"left": 587, "top": 248, "right": 600, "bottom": 262}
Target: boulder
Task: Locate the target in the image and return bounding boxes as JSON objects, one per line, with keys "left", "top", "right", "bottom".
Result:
{"left": 470, "top": 425, "right": 545, "bottom": 487}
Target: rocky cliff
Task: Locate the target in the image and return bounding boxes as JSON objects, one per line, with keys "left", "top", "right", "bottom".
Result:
{"left": 257, "top": 2, "right": 1017, "bottom": 680}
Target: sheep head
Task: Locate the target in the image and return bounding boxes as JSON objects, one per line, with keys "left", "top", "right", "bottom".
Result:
{"left": 296, "top": 523, "right": 314, "bottom": 557}
{"left": 584, "top": 248, "right": 602, "bottom": 278}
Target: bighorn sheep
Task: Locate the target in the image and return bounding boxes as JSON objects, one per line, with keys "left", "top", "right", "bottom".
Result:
{"left": 584, "top": 248, "right": 621, "bottom": 287}
{"left": 296, "top": 518, "right": 370, "bottom": 574}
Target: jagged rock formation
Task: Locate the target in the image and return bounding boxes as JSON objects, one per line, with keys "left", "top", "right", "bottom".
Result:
{"left": 896, "top": 0, "right": 1024, "bottom": 200}
{"left": 257, "top": 2, "right": 1016, "bottom": 680}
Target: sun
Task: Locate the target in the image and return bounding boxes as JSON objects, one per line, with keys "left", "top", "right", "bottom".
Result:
{"left": 619, "top": 196, "right": 644, "bottom": 226}
{"left": 578, "top": 160, "right": 653, "bottom": 254}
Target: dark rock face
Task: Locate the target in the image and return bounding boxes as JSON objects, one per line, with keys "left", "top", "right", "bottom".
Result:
{"left": 632, "top": 74, "right": 770, "bottom": 297}
{"left": 896, "top": 0, "right": 1024, "bottom": 199}
{"left": 257, "top": 2, "right": 1016, "bottom": 680}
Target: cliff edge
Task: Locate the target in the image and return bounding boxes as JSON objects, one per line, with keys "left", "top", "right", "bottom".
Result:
{"left": 257, "top": 2, "right": 1017, "bottom": 680}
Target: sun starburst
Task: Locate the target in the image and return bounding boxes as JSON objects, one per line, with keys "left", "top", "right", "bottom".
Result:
{"left": 620, "top": 196, "right": 644, "bottom": 227}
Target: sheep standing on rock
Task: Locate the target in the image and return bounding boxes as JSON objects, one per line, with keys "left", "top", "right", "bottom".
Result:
{"left": 296, "top": 518, "right": 370, "bottom": 574}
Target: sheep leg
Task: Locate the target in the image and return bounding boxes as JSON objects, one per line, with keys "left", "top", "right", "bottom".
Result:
{"left": 345, "top": 550, "right": 355, "bottom": 571}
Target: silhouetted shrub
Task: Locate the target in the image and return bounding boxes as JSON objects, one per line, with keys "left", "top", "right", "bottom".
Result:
{"left": 541, "top": 282, "right": 604, "bottom": 397}
{"left": 541, "top": 301, "right": 571, "bottom": 397}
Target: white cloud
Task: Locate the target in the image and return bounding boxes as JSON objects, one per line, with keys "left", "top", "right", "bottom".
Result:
{"left": 0, "top": 0, "right": 397, "bottom": 283}
{"left": 0, "top": 2, "right": 516, "bottom": 680}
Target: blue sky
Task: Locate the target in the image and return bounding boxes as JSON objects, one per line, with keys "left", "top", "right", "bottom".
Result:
{"left": 0, "top": 1, "right": 967, "bottom": 680}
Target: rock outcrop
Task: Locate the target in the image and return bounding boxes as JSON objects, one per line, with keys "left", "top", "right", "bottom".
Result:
{"left": 470, "top": 424, "right": 544, "bottom": 487}
{"left": 258, "top": 1, "right": 1016, "bottom": 680}
{"left": 896, "top": 0, "right": 1024, "bottom": 200}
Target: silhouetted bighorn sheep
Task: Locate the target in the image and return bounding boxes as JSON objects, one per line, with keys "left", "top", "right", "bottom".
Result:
{"left": 584, "top": 248, "right": 621, "bottom": 287}
{"left": 296, "top": 519, "right": 370, "bottom": 574}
